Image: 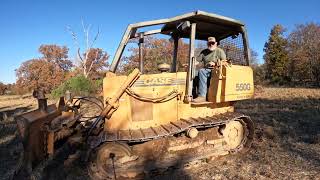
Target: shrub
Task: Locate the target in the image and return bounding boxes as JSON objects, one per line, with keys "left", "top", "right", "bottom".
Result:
{"left": 51, "top": 75, "right": 96, "bottom": 98}
{"left": 0, "top": 82, "right": 6, "bottom": 95}
{"left": 252, "top": 64, "right": 266, "bottom": 85}
{"left": 94, "top": 79, "right": 103, "bottom": 93}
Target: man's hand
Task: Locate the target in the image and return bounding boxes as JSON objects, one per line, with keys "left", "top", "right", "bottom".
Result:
{"left": 207, "top": 61, "right": 216, "bottom": 67}
{"left": 221, "top": 60, "right": 231, "bottom": 66}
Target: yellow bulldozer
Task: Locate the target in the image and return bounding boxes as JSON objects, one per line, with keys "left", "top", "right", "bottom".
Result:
{"left": 15, "top": 10, "right": 254, "bottom": 179}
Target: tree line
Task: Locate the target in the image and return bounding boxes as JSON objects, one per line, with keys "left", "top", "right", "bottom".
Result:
{"left": 1, "top": 24, "right": 110, "bottom": 96}
{"left": 0, "top": 44, "right": 109, "bottom": 96}
{"left": 260, "top": 22, "right": 320, "bottom": 86}
{"left": 0, "top": 22, "right": 319, "bottom": 96}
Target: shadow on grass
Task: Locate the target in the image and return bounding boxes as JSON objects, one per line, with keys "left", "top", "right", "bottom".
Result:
{"left": 236, "top": 97, "right": 320, "bottom": 167}
{"left": 40, "top": 144, "right": 192, "bottom": 180}
{"left": 141, "top": 150, "right": 192, "bottom": 180}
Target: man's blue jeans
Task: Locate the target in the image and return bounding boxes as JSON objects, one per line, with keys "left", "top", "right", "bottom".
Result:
{"left": 197, "top": 68, "right": 212, "bottom": 97}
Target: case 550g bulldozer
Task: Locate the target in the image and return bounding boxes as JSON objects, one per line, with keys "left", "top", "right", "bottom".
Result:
{"left": 15, "top": 10, "right": 254, "bottom": 179}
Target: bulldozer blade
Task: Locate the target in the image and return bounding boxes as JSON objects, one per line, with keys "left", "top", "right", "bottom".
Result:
{"left": 16, "top": 104, "right": 61, "bottom": 172}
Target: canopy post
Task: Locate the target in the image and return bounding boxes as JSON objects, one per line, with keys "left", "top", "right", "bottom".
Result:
{"left": 241, "top": 26, "right": 250, "bottom": 66}
{"left": 172, "top": 36, "right": 179, "bottom": 72}
{"left": 184, "top": 23, "right": 196, "bottom": 103}
{"left": 138, "top": 33, "right": 144, "bottom": 73}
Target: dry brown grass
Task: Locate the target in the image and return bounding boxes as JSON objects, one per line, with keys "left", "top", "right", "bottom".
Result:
{"left": 0, "top": 94, "right": 56, "bottom": 122}
{"left": 0, "top": 87, "right": 319, "bottom": 179}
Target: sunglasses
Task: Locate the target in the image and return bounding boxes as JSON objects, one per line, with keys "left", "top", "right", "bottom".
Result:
{"left": 208, "top": 41, "right": 216, "bottom": 45}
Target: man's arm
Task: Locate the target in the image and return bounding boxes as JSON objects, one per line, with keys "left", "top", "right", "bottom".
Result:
{"left": 218, "top": 48, "right": 230, "bottom": 66}
{"left": 219, "top": 48, "right": 227, "bottom": 60}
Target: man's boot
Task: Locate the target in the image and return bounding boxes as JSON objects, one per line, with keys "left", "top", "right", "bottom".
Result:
{"left": 192, "top": 96, "right": 206, "bottom": 103}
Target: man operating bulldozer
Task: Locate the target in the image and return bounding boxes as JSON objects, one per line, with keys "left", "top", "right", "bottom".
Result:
{"left": 193, "top": 36, "right": 227, "bottom": 103}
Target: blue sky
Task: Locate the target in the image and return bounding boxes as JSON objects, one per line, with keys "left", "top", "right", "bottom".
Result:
{"left": 0, "top": 0, "right": 319, "bottom": 83}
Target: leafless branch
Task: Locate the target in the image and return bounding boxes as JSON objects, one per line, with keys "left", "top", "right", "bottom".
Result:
{"left": 68, "top": 20, "right": 102, "bottom": 78}
{"left": 81, "top": 19, "right": 92, "bottom": 51}
{"left": 87, "top": 50, "right": 99, "bottom": 76}
{"left": 66, "top": 25, "right": 79, "bottom": 48}
{"left": 77, "top": 48, "right": 84, "bottom": 62}
{"left": 90, "top": 27, "right": 100, "bottom": 49}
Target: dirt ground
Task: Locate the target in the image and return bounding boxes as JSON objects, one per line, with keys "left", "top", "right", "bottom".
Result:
{"left": 0, "top": 87, "right": 319, "bottom": 180}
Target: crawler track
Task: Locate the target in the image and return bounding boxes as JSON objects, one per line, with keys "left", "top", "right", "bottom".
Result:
{"left": 88, "top": 112, "right": 254, "bottom": 179}
{"left": 90, "top": 112, "right": 253, "bottom": 147}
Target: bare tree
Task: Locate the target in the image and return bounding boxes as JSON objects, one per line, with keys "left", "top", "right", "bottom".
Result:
{"left": 287, "top": 23, "right": 320, "bottom": 84}
{"left": 67, "top": 21, "right": 108, "bottom": 78}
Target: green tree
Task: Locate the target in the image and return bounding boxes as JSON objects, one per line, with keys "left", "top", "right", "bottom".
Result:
{"left": 263, "top": 24, "right": 289, "bottom": 83}
{"left": 51, "top": 75, "right": 96, "bottom": 98}
{"left": 249, "top": 49, "right": 265, "bottom": 84}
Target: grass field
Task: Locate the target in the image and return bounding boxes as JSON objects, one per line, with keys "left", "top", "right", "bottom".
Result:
{"left": 0, "top": 87, "right": 319, "bottom": 179}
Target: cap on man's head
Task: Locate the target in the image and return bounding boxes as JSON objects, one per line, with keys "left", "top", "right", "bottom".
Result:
{"left": 208, "top": 37, "right": 216, "bottom": 42}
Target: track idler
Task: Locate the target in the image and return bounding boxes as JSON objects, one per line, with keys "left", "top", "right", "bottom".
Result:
{"left": 88, "top": 142, "right": 139, "bottom": 179}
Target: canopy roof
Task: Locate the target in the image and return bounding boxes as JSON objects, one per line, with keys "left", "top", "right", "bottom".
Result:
{"left": 130, "top": 10, "right": 245, "bottom": 41}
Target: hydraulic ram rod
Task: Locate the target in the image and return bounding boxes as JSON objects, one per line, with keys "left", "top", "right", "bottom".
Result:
{"left": 87, "top": 68, "right": 141, "bottom": 136}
